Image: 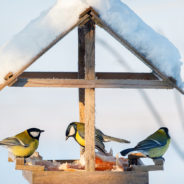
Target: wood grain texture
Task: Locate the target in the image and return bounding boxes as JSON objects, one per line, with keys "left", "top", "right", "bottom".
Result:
{"left": 12, "top": 78, "right": 173, "bottom": 89}
{"left": 16, "top": 158, "right": 25, "bottom": 165}
{"left": 85, "top": 88, "right": 95, "bottom": 171}
{"left": 83, "top": 19, "right": 96, "bottom": 171}
{"left": 23, "top": 171, "right": 149, "bottom": 184}
{"left": 78, "top": 25, "right": 86, "bottom": 156}
{"left": 16, "top": 164, "right": 45, "bottom": 171}
{"left": 78, "top": 26, "right": 86, "bottom": 123}
{"left": 131, "top": 165, "right": 163, "bottom": 172}
{"left": 18, "top": 72, "right": 158, "bottom": 80}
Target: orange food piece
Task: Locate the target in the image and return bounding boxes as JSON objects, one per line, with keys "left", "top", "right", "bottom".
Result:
{"left": 95, "top": 156, "right": 115, "bottom": 171}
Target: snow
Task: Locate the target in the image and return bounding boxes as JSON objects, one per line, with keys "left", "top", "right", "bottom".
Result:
{"left": 0, "top": 0, "right": 183, "bottom": 90}
{"left": 0, "top": 0, "right": 89, "bottom": 84}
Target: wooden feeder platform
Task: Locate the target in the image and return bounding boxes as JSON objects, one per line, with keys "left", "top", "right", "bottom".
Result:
{"left": 9, "top": 152, "right": 163, "bottom": 184}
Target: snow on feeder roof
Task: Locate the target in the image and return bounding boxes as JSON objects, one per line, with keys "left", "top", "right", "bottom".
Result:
{"left": 0, "top": 0, "right": 183, "bottom": 94}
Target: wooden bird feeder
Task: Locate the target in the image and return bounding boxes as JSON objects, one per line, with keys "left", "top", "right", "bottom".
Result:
{"left": 1, "top": 7, "right": 183, "bottom": 184}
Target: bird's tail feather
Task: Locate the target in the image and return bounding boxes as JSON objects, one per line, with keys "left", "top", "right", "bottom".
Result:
{"left": 120, "top": 148, "right": 135, "bottom": 156}
{"left": 103, "top": 135, "right": 130, "bottom": 143}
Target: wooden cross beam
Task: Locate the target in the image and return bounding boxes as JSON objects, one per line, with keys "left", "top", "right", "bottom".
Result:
{"left": 12, "top": 72, "right": 172, "bottom": 89}
{"left": 16, "top": 72, "right": 158, "bottom": 80}
{"left": 12, "top": 78, "right": 172, "bottom": 89}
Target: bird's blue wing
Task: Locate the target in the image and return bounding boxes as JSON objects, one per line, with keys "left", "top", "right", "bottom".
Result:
{"left": 135, "top": 139, "right": 166, "bottom": 151}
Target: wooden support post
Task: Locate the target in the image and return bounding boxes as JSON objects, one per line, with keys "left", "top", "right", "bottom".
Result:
{"left": 78, "top": 26, "right": 85, "bottom": 123}
{"left": 78, "top": 23, "right": 86, "bottom": 156}
{"left": 80, "top": 19, "right": 95, "bottom": 171}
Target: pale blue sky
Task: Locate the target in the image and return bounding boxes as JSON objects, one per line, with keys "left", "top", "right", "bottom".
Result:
{"left": 0, "top": 0, "right": 184, "bottom": 183}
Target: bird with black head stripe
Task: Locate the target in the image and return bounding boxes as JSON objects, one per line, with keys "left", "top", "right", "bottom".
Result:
{"left": 120, "top": 127, "right": 170, "bottom": 160}
{"left": 66, "top": 122, "right": 130, "bottom": 153}
{"left": 0, "top": 128, "right": 44, "bottom": 158}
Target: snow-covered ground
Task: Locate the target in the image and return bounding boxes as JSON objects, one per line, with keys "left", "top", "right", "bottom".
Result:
{"left": 0, "top": 0, "right": 184, "bottom": 184}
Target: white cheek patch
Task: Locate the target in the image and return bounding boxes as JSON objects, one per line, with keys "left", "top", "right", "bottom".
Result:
{"left": 69, "top": 126, "right": 75, "bottom": 136}
{"left": 30, "top": 131, "right": 40, "bottom": 138}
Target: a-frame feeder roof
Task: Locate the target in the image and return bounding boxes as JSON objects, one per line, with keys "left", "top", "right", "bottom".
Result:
{"left": 0, "top": 0, "right": 183, "bottom": 94}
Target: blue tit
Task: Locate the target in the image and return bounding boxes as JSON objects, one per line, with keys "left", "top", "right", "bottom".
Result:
{"left": 0, "top": 128, "right": 44, "bottom": 158}
{"left": 66, "top": 122, "right": 130, "bottom": 153}
{"left": 120, "top": 127, "right": 170, "bottom": 159}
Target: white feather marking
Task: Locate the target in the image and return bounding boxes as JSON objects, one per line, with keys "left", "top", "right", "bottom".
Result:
{"left": 69, "top": 126, "right": 75, "bottom": 136}
{"left": 17, "top": 138, "right": 27, "bottom": 147}
{"left": 149, "top": 138, "right": 162, "bottom": 146}
{"left": 30, "top": 131, "right": 40, "bottom": 138}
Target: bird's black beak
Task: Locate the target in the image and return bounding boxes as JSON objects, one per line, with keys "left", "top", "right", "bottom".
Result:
{"left": 66, "top": 136, "right": 69, "bottom": 141}
{"left": 40, "top": 130, "right": 45, "bottom": 133}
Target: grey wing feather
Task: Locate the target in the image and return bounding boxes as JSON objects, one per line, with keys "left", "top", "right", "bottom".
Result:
{"left": 95, "top": 136, "right": 106, "bottom": 153}
{"left": 0, "top": 137, "right": 28, "bottom": 147}
{"left": 95, "top": 129, "right": 107, "bottom": 152}
{"left": 96, "top": 128, "right": 130, "bottom": 143}
{"left": 95, "top": 129, "right": 105, "bottom": 141}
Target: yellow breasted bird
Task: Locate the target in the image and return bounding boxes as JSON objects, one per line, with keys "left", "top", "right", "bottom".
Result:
{"left": 0, "top": 128, "right": 44, "bottom": 158}
{"left": 120, "top": 127, "right": 170, "bottom": 159}
{"left": 66, "top": 122, "right": 130, "bottom": 153}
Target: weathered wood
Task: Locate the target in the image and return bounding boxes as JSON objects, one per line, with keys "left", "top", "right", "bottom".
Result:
{"left": 12, "top": 78, "right": 173, "bottom": 89}
{"left": 79, "top": 7, "right": 99, "bottom": 19}
{"left": 78, "top": 25, "right": 86, "bottom": 156}
{"left": 0, "top": 14, "right": 90, "bottom": 91}
{"left": 20, "top": 72, "right": 78, "bottom": 79}
{"left": 16, "top": 164, "right": 45, "bottom": 171}
{"left": 91, "top": 12, "right": 184, "bottom": 94}
{"left": 131, "top": 165, "right": 163, "bottom": 172}
{"left": 153, "top": 158, "right": 164, "bottom": 166}
{"left": 18, "top": 72, "right": 158, "bottom": 80}
{"left": 16, "top": 158, "right": 25, "bottom": 165}
{"left": 83, "top": 19, "right": 96, "bottom": 171}
{"left": 78, "top": 26, "right": 86, "bottom": 123}
{"left": 85, "top": 89, "right": 95, "bottom": 171}
{"left": 4, "top": 72, "right": 13, "bottom": 80}
{"left": 96, "top": 72, "right": 158, "bottom": 80}
{"left": 22, "top": 171, "right": 149, "bottom": 184}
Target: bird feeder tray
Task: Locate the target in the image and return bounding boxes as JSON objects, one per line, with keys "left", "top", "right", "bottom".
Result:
{"left": 8, "top": 152, "right": 163, "bottom": 184}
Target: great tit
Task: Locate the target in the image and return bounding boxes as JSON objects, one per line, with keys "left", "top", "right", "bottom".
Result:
{"left": 120, "top": 127, "right": 170, "bottom": 159}
{"left": 66, "top": 122, "right": 130, "bottom": 153}
{"left": 0, "top": 128, "right": 44, "bottom": 158}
